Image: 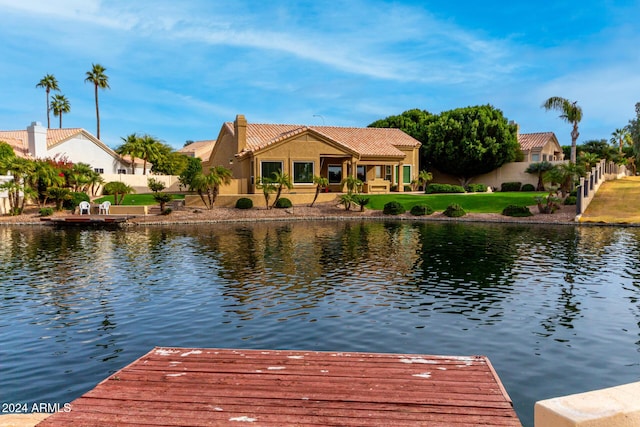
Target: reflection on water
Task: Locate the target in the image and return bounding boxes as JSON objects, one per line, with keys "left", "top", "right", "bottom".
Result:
{"left": 1, "top": 222, "right": 640, "bottom": 426}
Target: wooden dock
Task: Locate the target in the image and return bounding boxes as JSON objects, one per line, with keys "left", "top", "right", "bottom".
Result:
{"left": 38, "top": 347, "right": 521, "bottom": 426}
{"left": 41, "top": 215, "right": 132, "bottom": 228}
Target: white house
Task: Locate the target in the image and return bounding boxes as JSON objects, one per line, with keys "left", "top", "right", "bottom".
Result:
{"left": 0, "top": 122, "right": 144, "bottom": 174}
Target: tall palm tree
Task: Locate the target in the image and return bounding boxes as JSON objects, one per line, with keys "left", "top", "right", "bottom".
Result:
{"left": 84, "top": 63, "right": 110, "bottom": 140}
{"left": 191, "top": 166, "right": 233, "bottom": 209}
{"left": 310, "top": 175, "right": 329, "bottom": 207}
{"left": 138, "top": 134, "right": 162, "bottom": 175}
{"left": 50, "top": 94, "right": 71, "bottom": 128}
{"left": 542, "top": 97, "right": 583, "bottom": 164}
{"left": 36, "top": 74, "right": 60, "bottom": 129}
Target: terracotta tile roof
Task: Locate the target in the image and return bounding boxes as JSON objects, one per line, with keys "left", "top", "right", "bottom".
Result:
{"left": 230, "top": 123, "right": 420, "bottom": 158}
{"left": 0, "top": 128, "right": 85, "bottom": 152}
{"left": 0, "top": 131, "right": 30, "bottom": 158}
{"left": 518, "top": 132, "right": 556, "bottom": 151}
{"left": 178, "top": 140, "right": 215, "bottom": 160}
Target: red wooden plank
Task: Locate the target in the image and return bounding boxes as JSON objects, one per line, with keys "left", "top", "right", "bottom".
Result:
{"left": 38, "top": 347, "right": 521, "bottom": 426}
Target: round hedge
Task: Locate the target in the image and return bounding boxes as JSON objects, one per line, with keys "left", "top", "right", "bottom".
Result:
{"left": 410, "top": 204, "right": 434, "bottom": 216}
{"left": 63, "top": 192, "right": 90, "bottom": 210}
{"left": 443, "top": 203, "right": 466, "bottom": 217}
{"left": 383, "top": 201, "right": 405, "bottom": 215}
{"left": 521, "top": 183, "right": 536, "bottom": 192}
{"left": 235, "top": 197, "right": 253, "bottom": 209}
{"left": 274, "top": 197, "right": 293, "bottom": 209}
{"left": 502, "top": 204, "right": 533, "bottom": 217}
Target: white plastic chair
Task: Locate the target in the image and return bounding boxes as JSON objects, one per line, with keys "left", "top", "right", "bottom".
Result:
{"left": 79, "top": 201, "right": 91, "bottom": 215}
{"left": 99, "top": 201, "right": 111, "bottom": 215}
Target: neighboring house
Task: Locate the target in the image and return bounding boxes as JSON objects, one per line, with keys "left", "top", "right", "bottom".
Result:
{"left": 178, "top": 140, "right": 215, "bottom": 161}
{"left": 519, "top": 132, "right": 564, "bottom": 162}
{"left": 204, "top": 115, "right": 422, "bottom": 194}
{"left": 0, "top": 122, "right": 144, "bottom": 174}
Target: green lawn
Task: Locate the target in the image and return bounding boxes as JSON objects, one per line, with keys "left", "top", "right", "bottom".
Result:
{"left": 94, "top": 193, "right": 184, "bottom": 206}
{"left": 365, "top": 192, "right": 546, "bottom": 213}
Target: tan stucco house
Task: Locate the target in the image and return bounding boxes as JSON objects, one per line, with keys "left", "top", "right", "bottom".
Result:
{"left": 178, "top": 140, "right": 214, "bottom": 161}
{"left": 519, "top": 132, "right": 564, "bottom": 162}
{"left": 204, "top": 115, "right": 422, "bottom": 194}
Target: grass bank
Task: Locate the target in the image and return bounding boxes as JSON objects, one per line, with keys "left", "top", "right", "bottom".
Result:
{"left": 580, "top": 176, "right": 640, "bottom": 223}
{"left": 365, "top": 192, "right": 546, "bottom": 213}
{"left": 94, "top": 193, "right": 184, "bottom": 206}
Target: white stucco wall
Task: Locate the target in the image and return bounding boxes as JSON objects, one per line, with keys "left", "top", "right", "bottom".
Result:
{"left": 47, "top": 134, "right": 141, "bottom": 174}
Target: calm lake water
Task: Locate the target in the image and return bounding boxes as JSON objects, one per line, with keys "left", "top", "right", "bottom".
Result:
{"left": 1, "top": 220, "right": 640, "bottom": 426}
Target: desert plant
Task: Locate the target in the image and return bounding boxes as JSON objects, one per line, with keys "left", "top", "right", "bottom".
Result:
{"left": 339, "top": 193, "right": 355, "bottom": 210}
{"left": 383, "top": 201, "right": 405, "bottom": 215}
{"left": 153, "top": 192, "right": 173, "bottom": 211}
{"left": 235, "top": 198, "right": 253, "bottom": 209}
{"left": 443, "top": 203, "right": 466, "bottom": 217}
{"left": 501, "top": 204, "right": 533, "bottom": 217}
{"left": 535, "top": 192, "right": 561, "bottom": 214}
{"left": 147, "top": 177, "right": 166, "bottom": 193}
{"left": 39, "top": 207, "right": 54, "bottom": 217}
{"left": 410, "top": 204, "right": 434, "bottom": 216}
{"left": 353, "top": 195, "right": 370, "bottom": 212}
{"left": 274, "top": 197, "right": 292, "bottom": 209}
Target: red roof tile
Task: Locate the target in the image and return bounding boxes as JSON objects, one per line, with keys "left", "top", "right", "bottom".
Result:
{"left": 518, "top": 132, "right": 557, "bottom": 151}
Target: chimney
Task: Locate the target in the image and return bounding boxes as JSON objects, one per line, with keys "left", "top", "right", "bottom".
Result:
{"left": 234, "top": 114, "right": 247, "bottom": 153}
{"left": 27, "top": 121, "right": 47, "bottom": 158}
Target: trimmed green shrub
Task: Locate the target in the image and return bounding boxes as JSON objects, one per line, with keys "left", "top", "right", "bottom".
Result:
{"left": 161, "top": 208, "right": 173, "bottom": 215}
{"left": 425, "top": 183, "right": 466, "bottom": 194}
{"left": 443, "top": 203, "right": 466, "bottom": 217}
{"left": 501, "top": 182, "right": 522, "bottom": 192}
{"left": 39, "top": 207, "right": 54, "bottom": 217}
{"left": 569, "top": 189, "right": 578, "bottom": 197}
{"left": 410, "top": 204, "right": 434, "bottom": 216}
{"left": 502, "top": 204, "right": 533, "bottom": 217}
{"left": 466, "top": 183, "right": 488, "bottom": 193}
{"left": 403, "top": 185, "right": 412, "bottom": 192}
{"left": 563, "top": 196, "right": 577, "bottom": 205}
{"left": 274, "top": 197, "right": 292, "bottom": 208}
{"left": 521, "top": 183, "right": 535, "bottom": 192}
{"left": 383, "top": 201, "right": 406, "bottom": 215}
{"left": 63, "top": 192, "right": 90, "bottom": 210}
{"left": 235, "top": 197, "right": 253, "bottom": 209}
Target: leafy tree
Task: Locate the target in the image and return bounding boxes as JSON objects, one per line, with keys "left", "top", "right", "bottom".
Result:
{"left": 626, "top": 102, "right": 640, "bottom": 173}
{"left": 51, "top": 94, "right": 70, "bottom": 128}
{"left": 542, "top": 97, "right": 582, "bottom": 164}
{"left": 423, "top": 105, "right": 519, "bottom": 186}
{"left": 36, "top": 74, "right": 60, "bottom": 129}
{"left": 0, "top": 157, "right": 35, "bottom": 214}
{"left": 103, "top": 181, "right": 134, "bottom": 205}
{"left": 525, "top": 161, "right": 555, "bottom": 191}
{"left": 85, "top": 63, "right": 110, "bottom": 140}
{"left": 179, "top": 157, "right": 203, "bottom": 190}
{"left": 150, "top": 144, "right": 189, "bottom": 176}
{"left": 0, "top": 141, "right": 17, "bottom": 174}
{"left": 28, "top": 160, "right": 65, "bottom": 206}
{"left": 116, "top": 133, "right": 143, "bottom": 174}
{"left": 309, "top": 175, "right": 329, "bottom": 207}
{"left": 579, "top": 139, "right": 617, "bottom": 162}
{"left": 270, "top": 170, "right": 293, "bottom": 208}
{"left": 147, "top": 177, "right": 166, "bottom": 193}
{"left": 190, "top": 166, "right": 233, "bottom": 209}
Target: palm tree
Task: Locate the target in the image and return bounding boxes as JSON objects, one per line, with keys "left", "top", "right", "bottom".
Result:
{"left": 417, "top": 170, "right": 433, "bottom": 191}
{"left": 310, "top": 175, "right": 329, "bottom": 207}
{"left": 525, "top": 161, "right": 555, "bottom": 191}
{"left": 36, "top": 74, "right": 60, "bottom": 129}
{"left": 542, "top": 97, "right": 583, "bottom": 164}
{"left": 103, "top": 181, "right": 134, "bottom": 205}
{"left": 138, "top": 134, "right": 162, "bottom": 175}
{"left": 116, "top": 133, "right": 143, "bottom": 174}
{"left": 84, "top": 63, "right": 110, "bottom": 139}
{"left": 270, "top": 170, "right": 293, "bottom": 208}
{"left": 611, "top": 128, "right": 632, "bottom": 155}
{"left": 191, "top": 166, "right": 233, "bottom": 209}
{"left": 50, "top": 94, "right": 71, "bottom": 128}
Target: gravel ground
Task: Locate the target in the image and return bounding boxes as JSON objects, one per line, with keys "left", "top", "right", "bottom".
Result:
{"left": 0, "top": 202, "right": 578, "bottom": 226}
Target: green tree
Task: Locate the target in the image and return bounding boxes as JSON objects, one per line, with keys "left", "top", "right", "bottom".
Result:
{"left": 50, "top": 94, "right": 71, "bottom": 128}
{"left": 544, "top": 162, "right": 585, "bottom": 196}
{"left": 46, "top": 186, "right": 71, "bottom": 211}
{"left": 579, "top": 139, "right": 617, "bottom": 162}
{"left": 150, "top": 144, "right": 189, "bottom": 176}
{"left": 116, "top": 133, "right": 143, "bottom": 174}
{"left": 147, "top": 177, "right": 166, "bottom": 193}
{"left": 190, "top": 166, "right": 233, "bottom": 209}
{"left": 85, "top": 63, "right": 110, "bottom": 140}
{"left": 525, "top": 161, "right": 555, "bottom": 191}
{"left": 309, "top": 175, "right": 329, "bottom": 207}
{"left": 417, "top": 170, "right": 433, "bottom": 190}
{"left": 0, "top": 141, "right": 17, "bottom": 174}
{"left": 611, "top": 128, "right": 632, "bottom": 155}
{"left": 256, "top": 178, "right": 276, "bottom": 209}
{"left": 542, "top": 97, "right": 583, "bottom": 164}
{"left": 1, "top": 157, "right": 35, "bottom": 214}
{"left": 138, "top": 134, "right": 162, "bottom": 175}
{"left": 179, "top": 157, "right": 203, "bottom": 190}
{"left": 579, "top": 152, "right": 600, "bottom": 170}
{"left": 36, "top": 74, "right": 60, "bottom": 129}
{"left": 103, "top": 181, "right": 134, "bottom": 205}
{"left": 29, "top": 159, "right": 65, "bottom": 206}
{"left": 424, "top": 105, "right": 519, "bottom": 186}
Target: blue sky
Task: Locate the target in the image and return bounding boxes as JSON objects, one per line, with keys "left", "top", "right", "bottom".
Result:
{"left": 1, "top": 0, "right": 639, "bottom": 150}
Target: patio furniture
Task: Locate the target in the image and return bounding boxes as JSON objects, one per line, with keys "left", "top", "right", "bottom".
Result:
{"left": 99, "top": 201, "right": 111, "bottom": 215}
{"left": 79, "top": 201, "right": 90, "bottom": 215}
